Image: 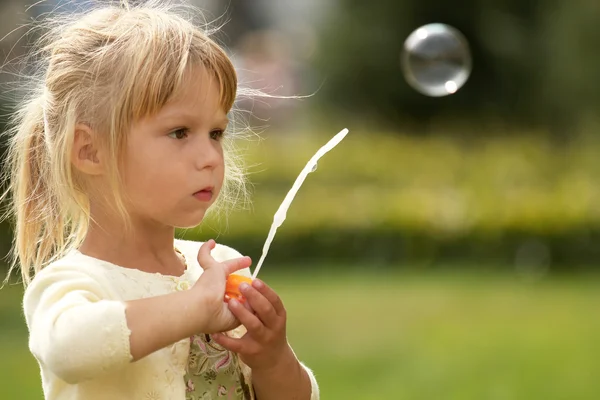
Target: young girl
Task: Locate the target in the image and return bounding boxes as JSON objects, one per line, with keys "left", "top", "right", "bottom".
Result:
{"left": 2, "top": 1, "right": 319, "bottom": 399}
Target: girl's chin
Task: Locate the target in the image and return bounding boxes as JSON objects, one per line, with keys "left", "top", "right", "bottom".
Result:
{"left": 175, "top": 218, "right": 206, "bottom": 230}
{"left": 169, "top": 202, "right": 218, "bottom": 229}
{"left": 168, "top": 212, "right": 207, "bottom": 230}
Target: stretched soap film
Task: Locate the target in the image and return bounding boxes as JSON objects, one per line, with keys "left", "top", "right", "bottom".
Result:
{"left": 251, "top": 128, "right": 350, "bottom": 279}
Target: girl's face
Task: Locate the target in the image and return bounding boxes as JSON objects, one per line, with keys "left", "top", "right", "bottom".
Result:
{"left": 121, "top": 67, "right": 228, "bottom": 228}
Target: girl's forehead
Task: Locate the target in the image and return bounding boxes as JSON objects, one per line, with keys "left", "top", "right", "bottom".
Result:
{"left": 163, "top": 76, "right": 223, "bottom": 114}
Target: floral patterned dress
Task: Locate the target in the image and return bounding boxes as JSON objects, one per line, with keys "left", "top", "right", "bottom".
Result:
{"left": 184, "top": 330, "right": 254, "bottom": 399}
{"left": 172, "top": 248, "right": 255, "bottom": 400}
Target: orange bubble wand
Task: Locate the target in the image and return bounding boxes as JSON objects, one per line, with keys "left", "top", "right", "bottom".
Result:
{"left": 225, "top": 128, "right": 350, "bottom": 301}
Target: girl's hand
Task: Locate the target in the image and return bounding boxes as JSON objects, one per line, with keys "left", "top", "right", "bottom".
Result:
{"left": 210, "top": 279, "right": 295, "bottom": 371}
{"left": 191, "top": 240, "right": 252, "bottom": 334}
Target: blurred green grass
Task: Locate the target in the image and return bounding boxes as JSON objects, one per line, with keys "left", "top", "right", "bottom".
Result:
{"left": 1, "top": 269, "right": 599, "bottom": 399}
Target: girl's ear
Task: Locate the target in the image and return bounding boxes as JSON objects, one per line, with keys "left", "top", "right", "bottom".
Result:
{"left": 71, "top": 124, "right": 105, "bottom": 175}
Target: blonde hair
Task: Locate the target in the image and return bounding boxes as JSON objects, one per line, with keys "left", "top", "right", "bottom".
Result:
{"left": 1, "top": 0, "right": 252, "bottom": 285}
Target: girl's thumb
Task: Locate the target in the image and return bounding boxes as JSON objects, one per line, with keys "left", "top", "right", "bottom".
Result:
{"left": 197, "top": 239, "right": 217, "bottom": 270}
{"left": 197, "top": 240, "right": 251, "bottom": 275}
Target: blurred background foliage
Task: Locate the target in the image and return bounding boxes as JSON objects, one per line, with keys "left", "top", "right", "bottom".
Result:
{"left": 191, "top": 130, "right": 600, "bottom": 272}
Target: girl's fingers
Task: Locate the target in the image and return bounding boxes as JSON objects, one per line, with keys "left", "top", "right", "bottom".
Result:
{"left": 210, "top": 333, "right": 246, "bottom": 353}
{"left": 228, "top": 298, "right": 267, "bottom": 337}
{"left": 250, "top": 279, "right": 286, "bottom": 317}
{"left": 239, "top": 283, "right": 280, "bottom": 328}
{"left": 222, "top": 256, "right": 252, "bottom": 275}
{"left": 243, "top": 298, "right": 255, "bottom": 313}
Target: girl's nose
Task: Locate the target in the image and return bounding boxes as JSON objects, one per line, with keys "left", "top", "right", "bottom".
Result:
{"left": 194, "top": 133, "right": 222, "bottom": 170}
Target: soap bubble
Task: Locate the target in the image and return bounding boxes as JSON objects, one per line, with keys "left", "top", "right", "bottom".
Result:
{"left": 401, "top": 23, "right": 472, "bottom": 97}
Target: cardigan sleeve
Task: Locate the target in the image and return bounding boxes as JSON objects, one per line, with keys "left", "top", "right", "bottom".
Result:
{"left": 23, "top": 263, "right": 133, "bottom": 384}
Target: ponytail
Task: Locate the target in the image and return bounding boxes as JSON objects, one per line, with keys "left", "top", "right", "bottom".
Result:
{"left": 1, "top": 94, "right": 78, "bottom": 286}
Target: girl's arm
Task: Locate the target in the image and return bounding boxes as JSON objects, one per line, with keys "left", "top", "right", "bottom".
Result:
{"left": 24, "top": 240, "right": 249, "bottom": 384}
{"left": 127, "top": 240, "right": 252, "bottom": 361}
{"left": 124, "top": 289, "right": 205, "bottom": 361}
{"left": 251, "top": 347, "right": 318, "bottom": 400}
{"left": 24, "top": 265, "right": 136, "bottom": 384}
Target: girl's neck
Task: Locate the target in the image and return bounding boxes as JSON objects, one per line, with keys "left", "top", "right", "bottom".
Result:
{"left": 79, "top": 213, "right": 185, "bottom": 276}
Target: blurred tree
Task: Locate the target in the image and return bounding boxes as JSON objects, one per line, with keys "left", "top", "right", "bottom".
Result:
{"left": 310, "top": 0, "right": 599, "bottom": 134}
{"left": 536, "top": 0, "right": 600, "bottom": 138}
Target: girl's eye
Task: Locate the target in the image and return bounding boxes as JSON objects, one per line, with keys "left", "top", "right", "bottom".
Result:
{"left": 168, "top": 128, "right": 189, "bottom": 140}
{"left": 210, "top": 129, "right": 225, "bottom": 141}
